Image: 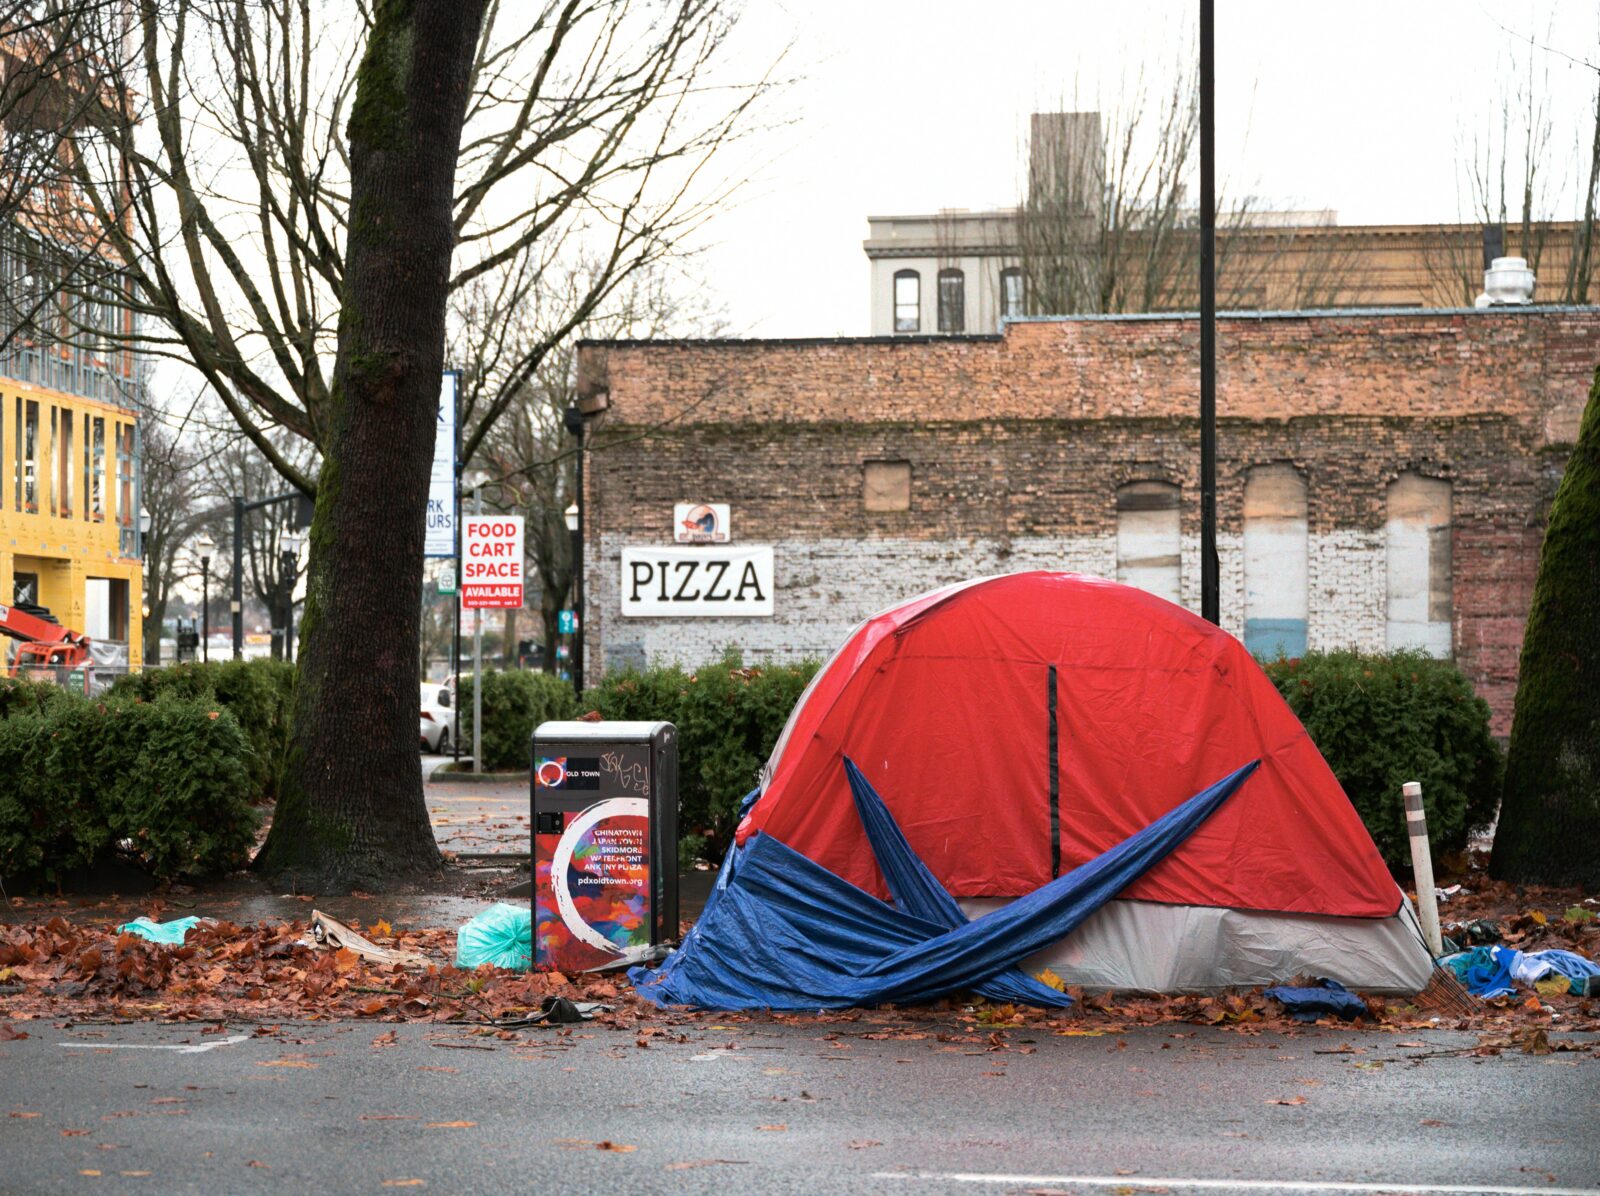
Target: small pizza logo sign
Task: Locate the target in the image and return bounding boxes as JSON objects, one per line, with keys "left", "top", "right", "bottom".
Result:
{"left": 536, "top": 757, "right": 567, "bottom": 788}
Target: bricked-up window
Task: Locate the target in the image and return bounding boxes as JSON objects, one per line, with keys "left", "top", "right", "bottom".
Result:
{"left": 937, "top": 268, "right": 965, "bottom": 334}
{"left": 1000, "top": 267, "right": 1024, "bottom": 322}
{"left": 1116, "top": 481, "right": 1181, "bottom": 605}
{"left": 863, "top": 460, "right": 912, "bottom": 512}
{"left": 1243, "top": 464, "right": 1308, "bottom": 659}
{"left": 1386, "top": 473, "right": 1452, "bottom": 658}
{"left": 893, "top": 270, "right": 920, "bottom": 333}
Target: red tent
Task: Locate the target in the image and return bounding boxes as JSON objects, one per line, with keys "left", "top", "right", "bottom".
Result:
{"left": 738, "top": 572, "right": 1429, "bottom": 992}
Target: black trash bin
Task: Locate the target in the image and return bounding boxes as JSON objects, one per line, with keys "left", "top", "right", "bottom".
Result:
{"left": 531, "top": 720, "right": 678, "bottom": 973}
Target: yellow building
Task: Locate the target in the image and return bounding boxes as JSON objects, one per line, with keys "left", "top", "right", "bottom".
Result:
{"left": 0, "top": 380, "right": 143, "bottom": 674}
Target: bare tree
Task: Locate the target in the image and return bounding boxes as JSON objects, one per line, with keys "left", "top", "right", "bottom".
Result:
{"left": 463, "top": 261, "right": 725, "bottom": 671}
{"left": 138, "top": 419, "right": 210, "bottom": 664}
{"left": 5, "top": 0, "right": 775, "bottom": 888}
{"left": 1017, "top": 54, "right": 1370, "bottom": 315}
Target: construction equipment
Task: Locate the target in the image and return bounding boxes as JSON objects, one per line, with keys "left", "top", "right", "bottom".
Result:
{"left": 0, "top": 600, "right": 93, "bottom": 677}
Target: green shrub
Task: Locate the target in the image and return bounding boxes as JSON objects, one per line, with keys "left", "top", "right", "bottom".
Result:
{"left": 1261, "top": 650, "right": 1502, "bottom": 867}
{"left": 582, "top": 650, "right": 819, "bottom": 858}
{"left": 0, "top": 674, "right": 77, "bottom": 720}
{"left": 460, "top": 670, "right": 578, "bottom": 771}
{"left": 0, "top": 691, "right": 257, "bottom": 888}
{"left": 111, "top": 659, "right": 294, "bottom": 803}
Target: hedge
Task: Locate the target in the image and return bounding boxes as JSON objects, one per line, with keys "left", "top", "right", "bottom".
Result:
{"left": 110, "top": 659, "right": 295, "bottom": 803}
{"left": 460, "top": 670, "right": 578, "bottom": 771}
{"left": 1262, "top": 650, "right": 1502, "bottom": 867}
{"left": 0, "top": 689, "right": 257, "bottom": 888}
{"left": 581, "top": 651, "right": 819, "bottom": 861}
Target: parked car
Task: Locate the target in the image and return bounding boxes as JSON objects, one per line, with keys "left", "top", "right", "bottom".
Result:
{"left": 420, "top": 681, "right": 457, "bottom": 753}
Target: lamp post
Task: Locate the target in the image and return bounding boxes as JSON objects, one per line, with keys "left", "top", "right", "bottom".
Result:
{"left": 279, "top": 532, "right": 305, "bottom": 664}
{"left": 563, "top": 401, "right": 586, "bottom": 692}
{"left": 564, "top": 500, "right": 582, "bottom": 691}
{"left": 195, "top": 533, "right": 215, "bottom": 663}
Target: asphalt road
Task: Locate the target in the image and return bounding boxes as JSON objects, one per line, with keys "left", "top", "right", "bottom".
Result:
{"left": 1, "top": 1021, "right": 1595, "bottom": 1195}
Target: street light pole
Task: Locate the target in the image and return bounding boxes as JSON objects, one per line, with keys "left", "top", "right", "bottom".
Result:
{"left": 200, "top": 555, "right": 211, "bottom": 663}
{"left": 231, "top": 496, "right": 245, "bottom": 658}
{"left": 1199, "top": 0, "right": 1219, "bottom": 625}
{"left": 563, "top": 404, "right": 585, "bottom": 692}
{"left": 195, "top": 531, "right": 216, "bottom": 664}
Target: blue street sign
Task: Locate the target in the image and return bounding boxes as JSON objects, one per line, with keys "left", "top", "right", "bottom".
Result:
{"left": 558, "top": 609, "right": 578, "bottom": 634}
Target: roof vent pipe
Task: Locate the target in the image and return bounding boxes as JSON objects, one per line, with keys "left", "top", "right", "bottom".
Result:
{"left": 1474, "top": 256, "right": 1535, "bottom": 307}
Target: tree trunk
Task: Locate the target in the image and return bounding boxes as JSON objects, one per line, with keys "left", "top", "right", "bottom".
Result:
{"left": 1490, "top": 366, "right": 1600, "bottom": 888}
{"left": 255, "top": 0, "right": 487, "bottom": 890}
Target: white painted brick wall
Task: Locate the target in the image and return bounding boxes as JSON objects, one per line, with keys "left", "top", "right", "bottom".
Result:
{"left": 591, "top": 529, "right": 1389, "bottom": 674}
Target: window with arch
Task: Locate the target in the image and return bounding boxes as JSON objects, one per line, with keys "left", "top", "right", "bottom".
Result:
{"left": 893, "top": 270, "right": 920, "bottom": 333}
{"left": 1243, "top": 464, "right": 1308, "bottom": 659}
{"left": 1116, "top": 481, "right": 1181, "bottom": 606}
{"left": 937, "top": 268, "right": 965, "bottom": 333}
{"left": 1386, "top": 473, "right": 1453, "bottom": 658}
{"left": 999, "top": 266, "right": 1024, "bottom": 322}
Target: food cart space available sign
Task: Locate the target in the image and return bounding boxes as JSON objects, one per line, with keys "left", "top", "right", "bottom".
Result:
{"left": 461, "top": 515, "right": 524, "bottom": 609}
{"left": 621, "top": 545, "right": 773, "bottom": 617}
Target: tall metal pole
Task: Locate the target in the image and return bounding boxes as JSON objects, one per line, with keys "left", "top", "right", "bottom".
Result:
{"left": 231, "top": 496, "right": 245, "bottom": 657}
{"left": 200, "top": 557, "right": 210, "bottom": 662}
{"left": 572, "top": 419, "right": 585, "bottom": 693}
{"left": 1199, "top": 0, "right": 1220, "bottom": 625}
{"left": 472, "top": 483, "right": 483, "bottom": 775}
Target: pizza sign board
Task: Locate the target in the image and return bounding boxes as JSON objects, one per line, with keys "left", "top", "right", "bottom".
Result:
{"left": 461, "top": 515, "right": 524, "bottom": 609}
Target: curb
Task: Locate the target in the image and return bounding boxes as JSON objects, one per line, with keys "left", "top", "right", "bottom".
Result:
{"left": 426, "top": 762, "right": 530, "bottom": 784}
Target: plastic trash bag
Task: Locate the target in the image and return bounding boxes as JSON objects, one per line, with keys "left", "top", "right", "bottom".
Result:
{"left": 118, "top": 916, "right": 208, "bottom": 945}
{"left": 454, "top": 903, "right": 532, "bottom": 971}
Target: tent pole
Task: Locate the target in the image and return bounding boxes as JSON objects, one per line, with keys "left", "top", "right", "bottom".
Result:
{"left": 1199, "top": 0, "right": 1219, "bottom": 625}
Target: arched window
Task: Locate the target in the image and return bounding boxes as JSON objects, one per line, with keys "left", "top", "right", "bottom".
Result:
{"left": 1386, "top": 473, "right": 1452, "bottom": 657}
{"left": 893, "top": 270, "right": 920, "bottom": 333}
{"left": 1243, "top": 464, "right": 1308, "bottom": 659}
{"left": 1116, "top": 481, "right": 1181, "bottom": 606}
{"left": 999, "top": 266, "right": 1024, "bottom": 322}
{"left": 937, "top": 268, "right": 965, "bottom": 334}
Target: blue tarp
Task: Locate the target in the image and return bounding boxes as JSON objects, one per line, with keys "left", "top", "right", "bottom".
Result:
{"left": 631, "top": 758, "right": 1259, "bottom": 1010}
{"left": 1263, "top": 978, "right": 1368, "bottom": 1021}
{"left": 1441, "top": 946, "right": 1519, "bottom": 998}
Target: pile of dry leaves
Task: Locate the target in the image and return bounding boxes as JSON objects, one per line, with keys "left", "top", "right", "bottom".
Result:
{"left": 1, "top": 910, "right": 1595, "bottom": 1038}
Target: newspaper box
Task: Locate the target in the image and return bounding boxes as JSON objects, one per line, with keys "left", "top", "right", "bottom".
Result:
{"left": 532, "top": 720, "right": 678, "bottom": 972}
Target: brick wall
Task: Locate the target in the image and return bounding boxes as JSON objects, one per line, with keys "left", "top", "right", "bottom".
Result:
{"left": 577, "top": 310, "right": 1599, "bottom": 733}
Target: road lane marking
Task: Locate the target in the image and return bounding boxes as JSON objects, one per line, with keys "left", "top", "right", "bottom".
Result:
{"left": 60, "top": 1035, "right": 251, "bottom": 1054}
{"left": 871, "top": 1173, "right": 1600, "bottom": 1196}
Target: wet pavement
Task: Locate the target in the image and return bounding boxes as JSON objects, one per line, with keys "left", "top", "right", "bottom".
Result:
{"left": 1, "top": 1021, "right": 1595, "bottom": 1195}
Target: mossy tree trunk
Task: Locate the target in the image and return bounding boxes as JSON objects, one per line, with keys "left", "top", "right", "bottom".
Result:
{"left": 1490, "top": 365, "right": 1600, "bottom": 887}
{"left": 254, "top": 0, "right": 487, "bottom": 889}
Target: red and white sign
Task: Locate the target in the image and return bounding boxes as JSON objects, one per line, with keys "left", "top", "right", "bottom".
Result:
{"left": 461, "top": 515, "right": 524, "bottom": 609}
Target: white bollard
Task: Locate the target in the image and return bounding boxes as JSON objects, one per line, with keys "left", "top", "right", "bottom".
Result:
{"left": 1403, "top": 781, "right": 1443, "bottom": 957}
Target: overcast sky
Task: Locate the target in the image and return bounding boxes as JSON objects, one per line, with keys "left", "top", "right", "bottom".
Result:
{"left": 691, "top": 0, "right": 1600, "bottom": 337}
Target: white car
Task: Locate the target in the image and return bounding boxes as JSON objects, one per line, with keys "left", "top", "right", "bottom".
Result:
{"left": 419, "top": 682, "right": 457, "bottom": 753}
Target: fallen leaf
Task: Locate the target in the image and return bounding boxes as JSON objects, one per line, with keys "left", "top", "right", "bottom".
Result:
{"left": 1266, "top": 1096, "right": 1307, "bottom": 1106}
{"left": 847, "top": 1139, "right": 882, "bottom": 1149}
{"left": 0, "top": 1024, "right": 29, "bottom": 1041}
{"left": 382, "top": 1182, "right": 425, "bottom": 1188}
{"left": 246, "top": 1161, "right": 269, "bottom": 1169}
{"left": 596, "top": 1141, "right": 637, "bottom": 1152}
{"left": 371, "top": 921, "right": 394, "bottom": 937}
{"left": 257, "top": 1059, "right": 317, "bottom": 1069}
{"left": 1420, "top": 1119, "right": 1448, "bottom": 1127}
{"left": 119, "top": 1172, "right": 151, "bottom": 1177}
{"left": 79, "top": 1170, "right": 102, "bottom": 1177}
{"left": 756, "top": 1124, "right": 788, "bottom": 1132}
{"left": 425, "top": 1121, "right": 477, "bottom": 1129}
{"left": 10, "top": 1111, "right": 40, "bottom": 1118}
{"left": 372, "top": 1031, "right": 398, "bottom": 1049}
{"left": 61, "top": 1129, "right": 90, "bottom": 1137}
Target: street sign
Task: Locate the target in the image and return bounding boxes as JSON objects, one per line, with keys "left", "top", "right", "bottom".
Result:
{"left": 438, "top": 559, "right": 457, "bottom": 596}
{"left": 461, "top": 514, "right": 524, "bottom": 609}
{"left": 620, "top": 545, "right": 774, "bottom": 617}
{"left": 557, "top": 609, "right": 578, "bottom": 634}
{"left": 425, "top": 371, "right": 459, "bottom": 557}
